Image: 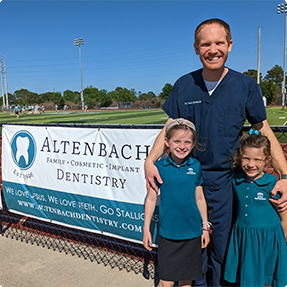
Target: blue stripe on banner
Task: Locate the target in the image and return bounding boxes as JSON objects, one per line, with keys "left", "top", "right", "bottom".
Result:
{"left": 2, "top": 180, "right": 159, "bottom": 244}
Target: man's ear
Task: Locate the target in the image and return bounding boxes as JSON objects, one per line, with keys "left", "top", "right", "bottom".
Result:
{"left": 194, "top": 43, "right": 200, "bottom": 55}
{"left": 227, "top": 39, "right": 233, "bottom": 53}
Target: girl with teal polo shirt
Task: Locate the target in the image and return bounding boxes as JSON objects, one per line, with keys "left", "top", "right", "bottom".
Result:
{"left": 143, "top": 118, "right": 210, "bottom": 287}
{"left": 224, "top": 130, "right": 287, "bottom": 287}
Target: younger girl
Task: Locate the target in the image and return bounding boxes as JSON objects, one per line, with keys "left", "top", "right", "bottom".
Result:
{"left": 224, "top": 129, "right": 287, "bottom": 287}
{"left": 143, "top": 118, "right": 210, "bottom": 287}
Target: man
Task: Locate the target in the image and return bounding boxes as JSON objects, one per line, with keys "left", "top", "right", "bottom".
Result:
{"left": 144, "top": 18, "right": 287, "bottom": 287}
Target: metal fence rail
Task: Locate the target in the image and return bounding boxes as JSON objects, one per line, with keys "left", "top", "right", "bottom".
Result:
{"left": 1, "top": 124, "right": 287, "bottom": 279}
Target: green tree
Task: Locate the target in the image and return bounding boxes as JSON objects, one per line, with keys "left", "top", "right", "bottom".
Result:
{"left": 243, "top": 69, "right": 261, "bottom": 82}
{"left": 264, "top": 64, "right": 284, "bottom": 86}
{"left": 83, "top": 86, "right": 100, "bottom": 107}
{"left": 243, "top": 66, "right": 281, "bottom": 103}
{"left": 5, "top": 92, "right": 16, "bottom": 105}
{"left": 107, "top": 90, "right": 118, "bottom": 102}
{"left": 159, "top": 83, "right": 173, "bottom": 99}
{"left": 100, "top": 90, "right": 113, "bottom": 107}
{"left": 147, "top": 91, "right": 156, "bottom": 98}
{"left": 138, "top": 91, "right": 157, "bottom": 100}
{"left": 51, "top": 92, "right": 64, "bottom": 106}
{"left": 138, "top": 93, "right": 150, "bottom": 100}
{"left": 262, "top": 65, "right": 284, "bottom": 101}
{"left": 63, "top": 90, "right": 81, "bottom": 104}
{"left": 39, "top": 92, "right": 55, "bottom": 103}
{"left": 13, "top": 89, "right": 40, "bottom": 105}
{"left": 115, "top": 87, "right": 137, "bottom": 102}
{"left": 260, "top": 80, "right": 277, "bottom": 103}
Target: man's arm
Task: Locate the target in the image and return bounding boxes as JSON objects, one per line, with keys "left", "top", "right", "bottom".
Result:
{"left": 253, "top": 120, "right": 287, "bottom": 211}
{"left": 144, "top": 117, "right": 173, "bottom": 192}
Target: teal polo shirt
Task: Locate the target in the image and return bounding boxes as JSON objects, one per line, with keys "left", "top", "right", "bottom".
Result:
{"left": 233, "top": 171, "right": 280, "bottom": 227}
{"left": 155, "top": 155, "right": 204, "bottom": 240}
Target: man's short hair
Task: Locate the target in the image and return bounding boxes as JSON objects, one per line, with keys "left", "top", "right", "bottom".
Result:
{"left": 194, "top": 18, "right": 232, "bottom": 45}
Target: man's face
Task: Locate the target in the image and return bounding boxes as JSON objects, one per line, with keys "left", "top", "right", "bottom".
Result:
{"left": 194, "top": 23, "right": 233, "bottom": 72}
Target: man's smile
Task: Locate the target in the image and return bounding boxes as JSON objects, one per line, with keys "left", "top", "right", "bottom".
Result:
{"left": 207, "top": 56, "right": 220, "bottom": 61}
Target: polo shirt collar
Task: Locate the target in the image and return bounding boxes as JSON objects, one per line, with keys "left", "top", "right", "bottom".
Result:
{"left": 162, "top": 155, "right": 194, "bottom": 167}
{"left": 234, "top": 171, "right": 273, "bottom": 186}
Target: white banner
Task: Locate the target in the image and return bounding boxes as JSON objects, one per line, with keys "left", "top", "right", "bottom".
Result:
{"left": 2, "top": 124, "right": 160, "bottom": 244}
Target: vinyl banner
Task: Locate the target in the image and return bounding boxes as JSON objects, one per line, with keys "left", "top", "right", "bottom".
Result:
{"left": 2, "top": 124, "right": 160, "bottom": 244}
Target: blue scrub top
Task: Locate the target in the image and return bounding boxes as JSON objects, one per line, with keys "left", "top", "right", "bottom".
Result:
{"left": 163, "top": 68, "right": 266, "bottom": 187}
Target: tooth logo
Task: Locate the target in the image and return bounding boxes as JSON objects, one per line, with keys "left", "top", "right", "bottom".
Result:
{"left": 10, "top": 130, "right": 36, "bottom": 170}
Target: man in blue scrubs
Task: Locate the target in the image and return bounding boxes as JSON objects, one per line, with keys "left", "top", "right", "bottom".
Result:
{"left": 144, "top": 18, "right": 287, "bottom": 287}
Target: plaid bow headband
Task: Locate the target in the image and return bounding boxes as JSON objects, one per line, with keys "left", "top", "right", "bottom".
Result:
{"left": 166, "top": 118, "right": 196, "bottom": 133}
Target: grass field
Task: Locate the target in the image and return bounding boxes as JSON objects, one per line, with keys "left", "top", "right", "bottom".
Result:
{"left": 264, "top": 106, "right": 287, "bottom": 126}
{"left": 0, "top": 106, "right": 287, "bottom": 126}
{"left": 1, "top": 106, "right": 287, "bottom": 144}
{"left": 0, "top": 109, "right": 168, "bottom": 126}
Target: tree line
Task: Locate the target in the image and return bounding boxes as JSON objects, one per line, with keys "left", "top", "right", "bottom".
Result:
{"left": 1, "top": 64, "right": 284, "bottom": 109}
{"left": 1, "top": 83, "right": 173, "bottom": 110}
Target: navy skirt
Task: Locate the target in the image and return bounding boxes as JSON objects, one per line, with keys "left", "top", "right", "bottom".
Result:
{"left": 158, "top": 235, "right": 202, "bottom": 282}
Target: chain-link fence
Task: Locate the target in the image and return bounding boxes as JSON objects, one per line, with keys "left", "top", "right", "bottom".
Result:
{"left": 1, "top": 124, "right": 287, "bottom": 279}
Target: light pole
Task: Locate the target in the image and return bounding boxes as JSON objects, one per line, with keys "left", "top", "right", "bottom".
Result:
{"left": 74, "top": 37, "right": 84, "bottom": 110}
{"left": 277, "top": 2, "right": 287, "bottom": 107}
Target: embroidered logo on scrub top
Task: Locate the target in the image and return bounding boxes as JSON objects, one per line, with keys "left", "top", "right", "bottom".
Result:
{"left": 184, "top": 101, "right": 202, "bottom": 105}
{"left": 186, "top": 168, "right": 196, "bottom": 175}
{"left": 254, "top": 192, "right": 266, "bottom": 201}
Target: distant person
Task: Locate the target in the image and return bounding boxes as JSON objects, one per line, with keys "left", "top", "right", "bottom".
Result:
{"left": 15, "top": 105, "right": 19, "bottom": 118}
{"left": 224, "top": 130, "right": 287, "bottom": 286}
{"left": 143, "top": 118, "right": 210, "bottom": 287}
{"left": 42, "top": 105, "right": 45, "bottom": 113}
{"left": 84, "top": 103, "right": 88, "bottom": 113}
{"left": 144, "top": 18, "right": 287, "bottom": 286}
{"left": 55, "top": 104, "right": 59, "bottom": 112}
{"left": 262, "top": 95, "right": 267, "bottom": 107}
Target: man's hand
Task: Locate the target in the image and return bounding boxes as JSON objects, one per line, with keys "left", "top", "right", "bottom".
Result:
{"left": 144, "top": 159, "right": 162, "bottom": 193}
{"left": 270, "top": 179, "right": 287, "bottom": 211}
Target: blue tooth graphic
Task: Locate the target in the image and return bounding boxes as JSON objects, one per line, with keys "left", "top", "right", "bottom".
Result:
{"left": 16, "top": 136, "right": 29, "bottom": 165}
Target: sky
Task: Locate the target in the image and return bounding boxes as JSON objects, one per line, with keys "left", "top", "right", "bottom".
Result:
{"left": 0, "top": 0, "right": 286, "bottom": 97}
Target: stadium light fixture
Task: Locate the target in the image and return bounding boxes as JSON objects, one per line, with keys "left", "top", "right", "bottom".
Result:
{"left": 74, "top": 38, "right": 84, "bottom": 110}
